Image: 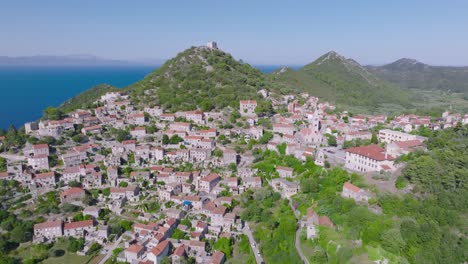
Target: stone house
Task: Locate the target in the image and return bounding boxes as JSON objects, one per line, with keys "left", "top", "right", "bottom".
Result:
{"left": 341, "top": 182, "right": 372, "bottom": 202}
{"left": 276, "top": 166, "right": 294, "bottom": 178}
{"left": 239, "top": 100, "right": 257, "bottom": 116}
{"left": 345, "top": 145, "right": 394, "bottom": 173}
{"left": 63, "top": 219, "right": 94, "bottom": 237}
{"left": 34, "top": 220, "right": 63, "bottom": 241}
{"left": 60, "top": 187, "right": 85, "bottom": 204}
{"left": 28, "top": 155, "right": 49, "bottom": 170}
{"left": 199, "top": 173, "right": 220, "bottom": 193}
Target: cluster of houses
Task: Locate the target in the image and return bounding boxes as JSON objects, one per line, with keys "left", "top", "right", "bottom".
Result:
{"left": 0, "top": 82, "right": 465, "bottom": 264}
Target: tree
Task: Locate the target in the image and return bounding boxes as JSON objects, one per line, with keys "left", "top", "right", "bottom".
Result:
{"left": 171, "top": 229, "right": 187, "bottom": 239}
{"left": 120, "top": 220, "right": 133, "bottom": 231}
{"left": 255, "top": 100, "right": 274, "bottom": 116}
{"left": 258, "top": 131, "right": 273, "bottom": 144}
{"left": 162, "top": 134, "right": 170, "bottom": 145}
{"left": 213, "top": 237, "right": 233, "bottom": 259}
{"left": 277, "top": 143, "right": 287, "bottom": 155}
{"left": 212, "top": 148, "right": 223, "bottom": 158}
{"left": 371, "top": 132, "right": 378, "bottom": 144}
{"left": 116, "top": 129, "right": 130, "bottom": 143}
{"left": 325, "top": 134, "right": 337, "bottom": 147}
{"left": 0, "top": 157, "right": 6, "bottom": 172}
{"left": 67, "top": 237, "right": 85, "bottom": 252}
{"left": 43, "top": 106, "right": 63, "bottom": 120}
{"left": 169, "top": 135, "right": 183, "bottom": 144}
{"left": 86, "top": 242, "right": 102, "bottom": 255}
{"left": 381, "top": 228, "right": 405, "bottom": 254}
{"left": 72, "top": 134, "right": 85, "bottom": 143}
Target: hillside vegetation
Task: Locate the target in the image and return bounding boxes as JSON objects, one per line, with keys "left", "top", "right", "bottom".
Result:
{"left": 124, "top": 46, "right": 268, "bottom": 112}
{"left": 269, "top": 51, "right": 416, "bottom": 113}
{"left": 57, "top": 47, "right": 468, "bottom": 115}
{"left": 367, "top": 58, "right": 468, "bottom": 95}
{"left": 59, "top": 84, "right": 118, "bottom": 113}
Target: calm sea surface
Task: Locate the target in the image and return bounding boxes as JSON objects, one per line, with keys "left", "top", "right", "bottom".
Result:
{"left": 0, "top": 65, "right": 286, "bottom": 129}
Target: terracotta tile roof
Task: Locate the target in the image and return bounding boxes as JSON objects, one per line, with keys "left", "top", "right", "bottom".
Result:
{"left": 149, "top": 240, "right": 170, "bottom": 257}
{"left": 343, "top": 182, "right": 362, "bottom": 193}
{"left": 318, "top": 215, "right": 334, "bottom": 227}
{"left": 345, "top": 145, "right": 394, "bottom": 161}
{"left": 31, "top": 154, "right": 48, "bottom": 159}
{"left": 126, "top": 244, "right": 144, "bottom": 253}
{"left": 172, "top": 245, "right": 187, "bottom": 257}
{"left": 201, "top": 173, "right": 220, "bottom": 182}
{"left": 32, "top": 144, "right": 49, "bottom": 149}
{"left": 211, "top": 251, "right": 226, "bottom": 264}
{"left": 34, "top": 172, "right": 54, "bottom": 179}
{"left": 34, "top": 220, "right": 62, "bottom": 230}
{"left": 240, "top": 100, "right": 257, "bottom": 104}
{"left": 394, "top": 139, "right": 423, "bottom": 149}
{"left": 64, "top": 166, "right": 81, "bottom": 174}
{"left": 64, "top": 219, "right": 93, "bottom": 230}
{"left": 277, "top": 166, "right": 293, "bottom": 172}
{"left": 60, "top": 187, "right": 85, "bottom": 198}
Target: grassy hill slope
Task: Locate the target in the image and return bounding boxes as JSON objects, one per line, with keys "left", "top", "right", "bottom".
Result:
{"left": 270, "top": 51, "right": 416, "bottom": 113}
{"left": 367, "top": 58, "right": 468, "bottom": 94}
{"left": 124, "top": 46, "right": 268, "bottom": 112}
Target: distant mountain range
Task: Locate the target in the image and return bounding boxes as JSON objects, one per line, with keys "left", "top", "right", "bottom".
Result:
{"left": 366, "top": 58, "right": 468, "bottom": 93}
{"left": 0, "top": 54, "right": 164, "bottom": 66}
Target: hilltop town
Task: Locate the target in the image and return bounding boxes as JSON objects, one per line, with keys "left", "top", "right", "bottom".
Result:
{"left": 0, "top": 44, "right": 467, "bottom": 264}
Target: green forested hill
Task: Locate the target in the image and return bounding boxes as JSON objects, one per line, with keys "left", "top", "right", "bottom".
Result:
{"left": 269, "top": 51, "right": 415, "bottom": 113}
{"left": 124, "top": 46, "right": 268, "bottom": 112}
{"left": 367, "top": 58, "right": 468, "bottom": 94}
{"left": 59, "top": 47, "right": 465, "bottom": 115}
{"left": 59, "top": 84, "right": 118, "bottom": 112}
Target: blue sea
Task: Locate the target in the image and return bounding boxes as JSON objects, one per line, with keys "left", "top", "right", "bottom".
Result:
{"left": 0, "top": 65, "right": 288, "bottom": 129}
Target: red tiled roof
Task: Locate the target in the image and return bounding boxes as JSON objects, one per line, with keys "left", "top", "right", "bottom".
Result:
{"left": 34, "top": 220, "right": 62, "bottom": 230}
{"left": 201, "top": 173, "right": 220, "bottom": 182}
{"left": 277, "top": 166, "right": 293, "bottom": 172}
{"left": 126, "top": 244, "right": 144, "bottom": 253}
{"left": 172, "top": 245, "right": 186, "bottom": 257}
{"left": 211, "top": 251, "right": 226, "bottom": 264}
{"left": 343, "top": 182, "right": 361, "bottom": 193}
{"left": 394, "top": 139, "right": 423, "bottom": 149}
{"left": 346, "top": 145, "right": 394, "bottom": 161}
{"left": 122, "top": 140, "right": 136, "bottom": 145}
{"left": 33, "top": 144, "right": 49, "bottom": 149}
{"left": 64, "top": 220, "right": 93, "bottom": 230}
{"left": 150, "top": 240, "right": 170, "bottom": 257}
{"left": 60, "top": 187, "right": 85, "bottom": 198}
{"left": 318, "top": 215, "right": 334, "bottom": 227}
{"left": 34, "top": 172, "right": 54, "bottom": 179}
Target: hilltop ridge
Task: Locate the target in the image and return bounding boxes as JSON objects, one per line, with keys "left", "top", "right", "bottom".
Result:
{"left": 269, "top": 51, "right": 414, "bottom": 113}
{"left": 125, "top": 45, "right": 268, "bottom": 112}
{"left": 367, "top": 58, "right": 468, "bottom": 93}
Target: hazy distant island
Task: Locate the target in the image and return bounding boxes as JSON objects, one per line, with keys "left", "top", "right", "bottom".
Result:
{"left": 0, "top": 54, "right": 164, "bottom": 66}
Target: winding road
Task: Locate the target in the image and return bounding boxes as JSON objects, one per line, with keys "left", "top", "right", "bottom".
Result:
{"left": 243, "top": 222, "right": 265, "bottom": 264}
{"left": 289, "top": 201, "right": 310, "bottom": 264}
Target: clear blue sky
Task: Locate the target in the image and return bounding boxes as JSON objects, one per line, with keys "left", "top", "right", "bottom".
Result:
{"left": 1, "top": 0, "right": 467, "bottom": 65}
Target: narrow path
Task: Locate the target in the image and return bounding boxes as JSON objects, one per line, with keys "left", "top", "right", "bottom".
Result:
{"left": 289, "top": 201, "right": 310, "bottom": 264}
{"left": 243, "top": 222, "right": 264, "bottom": 264}
{"left": 98, "top": 235, "right": 123, "bottom": 264}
